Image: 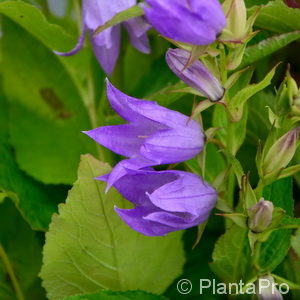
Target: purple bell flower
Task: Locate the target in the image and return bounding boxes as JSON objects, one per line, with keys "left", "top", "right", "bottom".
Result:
{"left": 84, "top": 79, "right": 205, "bottom": 190}
{"left": 166, "top": 48, "right": 224, "bottom": 101}
{"left": 55, "top": 0, "right": 151, "bottom": 75}
{"left": 143, "top": 0, "right": 226, "bottom": 45}
{"left": 99, "top": 169, "right": 217, "bottom": 236}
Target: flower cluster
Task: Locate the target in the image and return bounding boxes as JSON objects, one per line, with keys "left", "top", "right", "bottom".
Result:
{"left": 84, "top": 80, "right": 217, "bottom": 236}
{"left": 80, "top": 0, "right": 227, "bottom": 236}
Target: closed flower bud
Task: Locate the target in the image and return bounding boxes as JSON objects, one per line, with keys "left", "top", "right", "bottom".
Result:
{"left": 256, "top": 275, "right": 283, "bottom": 300}
{"left": 262, "top": 128, "right": 300, "bottom": 176}
{"left": 166, "top": 48, "right": 224, "bottom": 101}
{"left": 248, "top": 199, "right": 274, "bottom": 233}
{"left": 275, "top": 71, "right": 299, "bottom": 115}
{"left": 221, "top": 0, "right": 247, "bottom": 40}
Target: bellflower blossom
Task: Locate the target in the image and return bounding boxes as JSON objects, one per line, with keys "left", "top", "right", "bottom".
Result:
{"left": 99, "top": 169, "right": 217, "bottom": 236}
{"left": 143, "top": 0, "right": 226, "bottom": 45}
{"left": 55, "top": 0, "right": 151, "bottom": 75}
{"left": 84, "top": 80, "right": 205, "bottom": 190}
{"left": 166, "top": 48, "right": 224, "bottom": 101}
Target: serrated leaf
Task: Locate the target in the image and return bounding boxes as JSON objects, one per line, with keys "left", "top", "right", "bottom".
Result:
{"left": 210, "top": 225, "right": 250, "bottom": 283}
{"left": 240, "top": 31, "right": 300, "bottom": 68}
{"left": 40, "top": 154, "right": 184, "bottom": 300}
{"left": 0, "top": 199, "right": 45, "bottom": 300}
{"left": 259, "top": 178, "right": 294, "bottom": 271}
{"left": 64, "top": 290, "right": 167, "bottom": 300}
{"left": 2, "top": 16, "right": 97, "bottom": 184}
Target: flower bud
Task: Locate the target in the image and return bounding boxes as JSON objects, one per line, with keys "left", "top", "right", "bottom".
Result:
{"left": 284, "top": 0, "right": 300, "bottom": 8}
{"left": 262, "top": 128, "right": 300, "bottom": 176}
{"left": 166, "top": 48, "right": 224, "bottom": 101}
{"left": 221, "top": 0, "right": 247, "bottom": 41}
{"left": 248, "top": 199, "right": 274, "bottom": 233}
{"left": 275, "top": 71, "right": 299, "bottom": 115}
{"left": 256, "top": 275, "right": 283, "bottom": 300}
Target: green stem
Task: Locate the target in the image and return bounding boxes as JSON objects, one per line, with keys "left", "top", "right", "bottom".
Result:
{"left": 218, "top": 45, "right": 237, "bottom": 216}
{"left": 252, "top": 242, "right": 262, "bottom": 272}
{"left": 0, "top": 244, "right": 25, "bottom": 300}
{"left": 73, "top": 0, "right": 82, "bottom": 33}
{"left": 255, "top": 179, "right": 265, "bottom": 199}
{"left": 86, "top": 69, "right": 108, "bottom": 162}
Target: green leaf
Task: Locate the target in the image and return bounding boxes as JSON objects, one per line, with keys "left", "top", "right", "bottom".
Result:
{"left": 229, "top": 65, "right": 277, "bottom": 120}
{"left": 64, "top": 290, "right": 167, "bottom": 300}
{"left": 0, "top": 199, "right": 45, "bottom": 300}
{"left": 250, "top": 0, "right": 300, "bottom": 33}
{"left": 291, "top": 230, "right": 300, "bottom": 258}
{"left": 184, "top": 143, "right": 226, "bottom": 184}
{"left": 240, "top": 31, "right": 300, "bottom": 68}
{"left": 40, "top": 154, "right": 184, "bottom": 300}
{"left": 0, "top": 0, "right": 88, "bottom": 82}
{"left": 2, "top": 16, "right": 96, "bottom": 184}
{"left": 283, "top": 251, "right": 300, "bottom": 298}
{"left": 281, "top": 216, "right": 300, "bottom": 228}
{"left": 0, "top": 94, "right": 9, "bottom": 142}
{"left": 0, "top": 143, "right": 61, "bottom": 230}
{"left": 259, "top": 178, "right": 294, "bottom": 271}
{"left": 210, "top": 225, "right": 250, "bottom": 283}
{"left": 263, "top": 177, "right": 294, "bottom": 216}
{"left": 94, "top": 5, "right": 143, "bottom": 35}
{"left": 165, "top": 228, "right": 223, "bottom": 300}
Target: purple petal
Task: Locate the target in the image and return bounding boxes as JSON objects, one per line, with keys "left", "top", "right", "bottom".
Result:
{"left": 147, "top": 171, "right": 217, "bottom": 217}
{"left": 91, "top": 26, "right": 121, "bottom": 75}
{"left": 144, "top": 0, "right": 226, "bottom": 45}
{"left": 115, "top": 206, "right": 175, "bottom": 236}
{"left": 140, "top": 127, "right": 204, "bottom": 164}
{"left": 83, "top": 0, "right": 136, "bottom": 30}
{"left": 124, "top": 17, "right": 151, "bottom": 54}
{"left": 166, "top": 48, "right": 224, "bottom": 101}
{"left": 99, "top": 157, "right": 155, "bottom": 191}
{"left": 83, "top": 122, "right": 159, "bottom": 157}
{"left": 54, "top": 24, "right": 86, "bottom": 56}
{"left": 112, "top": 171, "right": 177, "bottom": 205}
{"left": 106, "top": 80, "right": 200, "bottom": 130}
{"left": 144, "top": 211, "right": 196, "bottom": 227}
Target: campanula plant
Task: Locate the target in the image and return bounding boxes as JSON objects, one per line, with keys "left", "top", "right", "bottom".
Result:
{"left": 84, "top": 79, "right": 205, "bottom": 190}
{"left": 2, "top": 1, "right": 300, "bottom": 300}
